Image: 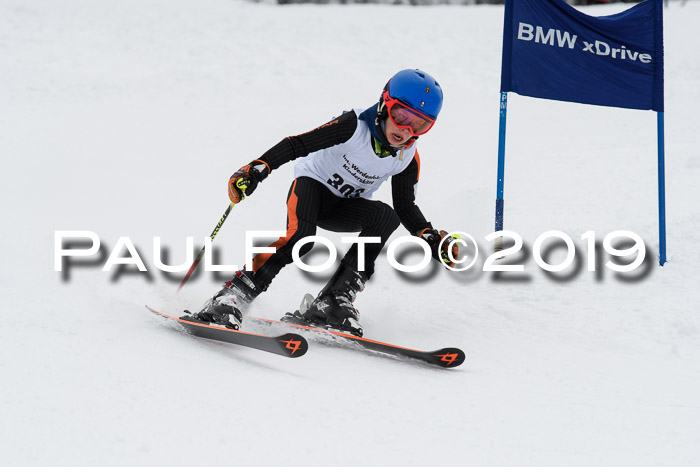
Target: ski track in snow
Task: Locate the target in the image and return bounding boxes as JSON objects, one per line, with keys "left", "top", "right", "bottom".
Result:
{"left": 1, "top": 1, "right": 699, "bottom": 466}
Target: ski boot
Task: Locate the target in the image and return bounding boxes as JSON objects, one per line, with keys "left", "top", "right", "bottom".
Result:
{"left": 284, "top": 264, "right": 367, "bottom": 337}
{"left": 189, "top": 269, "right": 263, "bottom": 330}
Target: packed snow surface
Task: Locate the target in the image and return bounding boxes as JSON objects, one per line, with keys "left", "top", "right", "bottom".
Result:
{"left": 2, "top": 1, "right": 699, "bottom": 466}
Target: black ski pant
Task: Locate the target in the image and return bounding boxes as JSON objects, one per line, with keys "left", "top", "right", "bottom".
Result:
{"left": 251, "top": 177, "right": 401, "bottom": 289}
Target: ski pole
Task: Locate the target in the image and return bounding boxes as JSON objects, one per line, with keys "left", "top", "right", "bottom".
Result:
{"left": 177, "top": 202, "right": 234, "bottom": 292}
{"left": 176, "top": 179, "right": 249, "bottom": 292}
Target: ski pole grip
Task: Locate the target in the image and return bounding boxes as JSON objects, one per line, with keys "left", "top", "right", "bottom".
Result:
{"left": 236, "top": 178, "right": 250, "bottom": 194}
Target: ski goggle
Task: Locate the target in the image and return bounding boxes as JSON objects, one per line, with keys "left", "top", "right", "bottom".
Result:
{"left": 382, "top": 91, "right": 436, "bottom": 136}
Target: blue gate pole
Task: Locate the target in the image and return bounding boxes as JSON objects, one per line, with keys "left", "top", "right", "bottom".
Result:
{"left": 657, "top": 111, "right": 667, "bottom": 266}
{"left": 494, "top": 92, "right": 508, "bottom": 252}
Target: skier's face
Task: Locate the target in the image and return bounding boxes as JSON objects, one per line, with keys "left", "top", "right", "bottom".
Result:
{"left": 384, "top": 117, "right": 413, "bottom": 147}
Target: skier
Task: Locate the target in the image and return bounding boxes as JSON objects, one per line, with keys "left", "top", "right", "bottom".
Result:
{"left": 191, "top": 69, "right": 457, "bottom": 337}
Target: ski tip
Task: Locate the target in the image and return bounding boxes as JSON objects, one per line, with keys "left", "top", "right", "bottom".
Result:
{"left": 146, "top": 305, "right": 169, "bottom": 318}
{"left": 277, "top": 333, "right": 309, "bottom": 358}
{"left": 431, "top": 347, "right": 466, "bottom": 368}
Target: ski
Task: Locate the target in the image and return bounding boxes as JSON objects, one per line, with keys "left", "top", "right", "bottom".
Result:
{"left": 145, "top": 306, "right": 308, "bottom": 358}
{"left": 247, "top": 315, "right": 465, "bottom": 368}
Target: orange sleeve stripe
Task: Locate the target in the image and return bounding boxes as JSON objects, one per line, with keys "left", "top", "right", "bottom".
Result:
{"left": 414, "top": 150, "right": 421, "bottom": 183}
{"left": 292, "top": 118, "right": 340, "bottom": 137}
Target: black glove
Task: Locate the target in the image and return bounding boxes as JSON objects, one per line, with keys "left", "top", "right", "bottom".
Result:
{"left": 420, "top": 228, "right": 459, "bottom": 268}
{"left": 228, "top": 160, "right": 269, "bottom": 204}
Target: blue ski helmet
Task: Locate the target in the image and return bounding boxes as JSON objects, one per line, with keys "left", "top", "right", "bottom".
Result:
{"left": 383, "top": 69, "right": 443, "bottom": 121}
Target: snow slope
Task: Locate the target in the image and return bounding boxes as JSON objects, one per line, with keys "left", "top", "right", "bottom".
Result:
{"left": 2, "top": 1, "right": 699, "bottom": 466}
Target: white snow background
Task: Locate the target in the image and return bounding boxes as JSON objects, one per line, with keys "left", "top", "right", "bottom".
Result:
{"left": 1, "top": 1, "right": 699, "bottom": 466}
